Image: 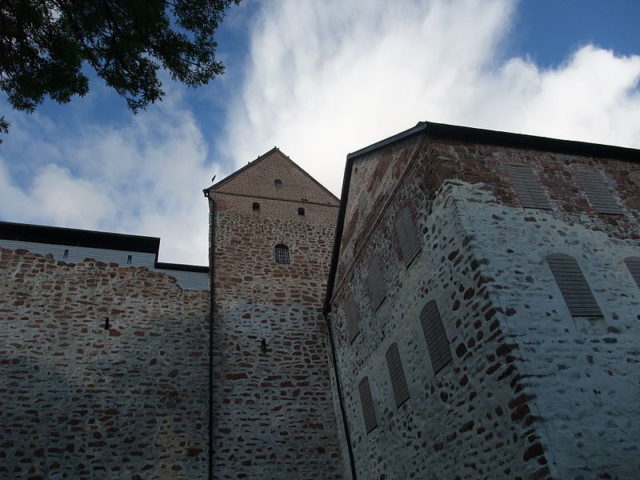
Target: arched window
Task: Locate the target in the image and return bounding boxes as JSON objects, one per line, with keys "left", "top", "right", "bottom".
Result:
{"left": 386, "top": 343, "right": 410, "bottom": 407}
{"left": 394, "top": 206, "right": 421, "bottom": 266}
{"left": 546, "top": 254, "right": 601, "bottom": 317}
{"left": 298, "top": 207, "right": 305, "bottom": 216}
{"left": 358, "top": 376, "right": 377, "bottom": 434}
{"left": 624, "top": 257, "right": 640, "bottom": 288}
{"left": 274, "top": 179, "right": 282, "bottom": 188}
{"left": 252, "top": 202, "right": 260, "bottom": 212}
{"left": 420, "top": 300, "right": 452, "bottom": 375}
{"left": 275, "top": 244, "right": 290, "bottom": 265}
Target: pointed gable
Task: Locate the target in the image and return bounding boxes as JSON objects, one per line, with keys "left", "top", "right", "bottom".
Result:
{"left": 208, "top": 148, "right": 339, "bottom": 206}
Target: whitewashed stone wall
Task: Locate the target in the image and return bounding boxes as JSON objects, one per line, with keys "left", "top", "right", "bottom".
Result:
{"left": 455, "top": 181, "right": 640, "bottom": 479}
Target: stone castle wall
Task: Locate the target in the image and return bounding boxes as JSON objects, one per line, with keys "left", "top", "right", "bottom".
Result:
{"left": 329, "top": 134, "right": 640, "bottom": 479}
{"left": 0, "top": 247, "right": 209, "bottom": 480}
{"left": 209, "top": 190, "right": 344, "bottom": 479}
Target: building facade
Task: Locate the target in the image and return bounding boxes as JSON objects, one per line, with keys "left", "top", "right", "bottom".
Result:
{"left": 1, "top": 123, "right": 639, "bottom": 480}
{"left": 324, "top": 122, "right": 640, "bottom": 479}
{"left": 203, "top": 148, "right": 345, "bottom": 479}
{"left": 0, "top": 224, "right": 210, "bottom": 479}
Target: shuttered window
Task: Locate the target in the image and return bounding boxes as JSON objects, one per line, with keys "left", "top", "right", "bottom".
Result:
{"left": 575, "top": 170, "right": 623, "bottom": 214}
{"left": 386, "top": 343, "right": 410, "bottom": 407}
{"left": 419, "top": 300, "right": 452, "bottom": 375}
{"left": 358, "top": 377, "right": 377, "bottom": 433}
{"left": 504, "top": 164, "right": 552, "bottom": 209}
{"left": 394, "top": 206, "right": 421, "bottom": 266}
{"left": 343, "top": 293, "right": 360, "bottom": 343}
{"left": 625, "top": 257, "right": 640, "bottom": 289}
{"left": 367, "top": 256, "right": 387, "bottom": 311}
{"left": 546, "top": 254, "right": 602, "bottom": 317}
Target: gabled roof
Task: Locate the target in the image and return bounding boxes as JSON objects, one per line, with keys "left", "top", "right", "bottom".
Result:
{"left": 203, "top": 147, "right": 339, "bottom": 205}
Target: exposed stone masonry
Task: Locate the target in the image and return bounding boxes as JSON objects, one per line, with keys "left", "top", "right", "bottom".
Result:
{"left": 328, "top": 132, "right": 640, "bottom": 479}
{"left": 0, "top": 248, "right": 209, "bottom": 480}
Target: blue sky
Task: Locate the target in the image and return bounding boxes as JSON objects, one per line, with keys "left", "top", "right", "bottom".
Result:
{"left": 1, "top": 0, "right": 639, "bottom": 264}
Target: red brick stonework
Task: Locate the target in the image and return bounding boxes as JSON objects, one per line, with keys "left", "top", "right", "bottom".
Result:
{"left": 205, "top": 149, "right": 345, "bottom": 479}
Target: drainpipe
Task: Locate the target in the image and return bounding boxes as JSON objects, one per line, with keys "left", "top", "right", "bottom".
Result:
{"left": 204, "top": 189, "right": 216, "bottom": 480}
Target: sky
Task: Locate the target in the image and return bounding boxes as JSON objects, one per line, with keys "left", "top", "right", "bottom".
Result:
{"left": 1, "top": 0, "right": 639, "bottom": 265}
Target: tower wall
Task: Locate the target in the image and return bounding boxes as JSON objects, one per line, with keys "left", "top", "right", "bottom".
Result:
{"left": 208, "top": 174, "right": 344, "bottom": 478}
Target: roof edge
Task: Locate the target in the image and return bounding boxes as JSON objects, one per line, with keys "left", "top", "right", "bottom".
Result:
{"left": 347, "top": 121, "right": 640, "bottom": 162}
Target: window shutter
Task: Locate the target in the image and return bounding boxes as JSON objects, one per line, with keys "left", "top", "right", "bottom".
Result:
{"left": 395, "top": 207, "right": 421, "bottom": 266}
{"left": 386, "top": 343, "right": 410, "bottom": 407}
{"left": 624, "top": 257, "right": 640, "bottom": 289}
{"left": 343, "top": 293, "right": 360, "bottom": 343}
{"left": 419, "top": 300, "right": 452, "bottom": 375}
{"left": 504, "top": 164, "right": 552, "bottom": 210}
{"left": 575, "top": 170, "right": 622, "bottom": 214}
{"left": 358, "top": 377, "right": 377, "bottom": 433}
{"left": 546, "top": 254, "right": 602, "bottom": 317}
{"left": 367, "top": 256, "right": 387, "bottom": 311}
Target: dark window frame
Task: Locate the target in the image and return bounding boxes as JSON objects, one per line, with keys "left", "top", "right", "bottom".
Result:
{"left": 419, "top": 300, "right": 452, "bottom": 375}
{"left": 546, "top": 253, "right": 602, "bottom": 317}
{"left": 386, "top": 342, "right": 410, "bottom": 408}
{"left": 358, "top": 376, "right": 377, "bottom": 434}
{"left": 274, "top": 244, "right": 290, "bottom": 265}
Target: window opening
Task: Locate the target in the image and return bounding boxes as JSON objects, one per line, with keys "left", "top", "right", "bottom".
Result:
{"left": 386, "top": 343, "right": 410, "bottom": 407}
{"left": 274, "top": 179, "right": 283, "bottom": 188}
{"left": 275, "top": 244, "right": 290, "bottom": 265}
{"left": 298, "top": 207, "right": 305, "bottom": 216}
{"left": 126, "top": 254, "right": 132, "bottom": 265}
{"left": 358, "top": 377, "right": 377, "bottom": 434}
{"left": 63, "top": 249, "right": 69, "bottom": 259}
{"left": 343, "top": 293, "right": 360, "bottom": 343}
{"left": 625, "top": 257, "right": 640, "bottom": 289}
{"left": 546, "top": 254, "right": 602, "bottom": 317}
{"left": 504, "top": 164, "right": 552, "bottom": 210}
{"left": 253, "top": 202, "right": 260, "bottom": 211}
{"left": 367, "top": 257, "right": 386, "bottom": 311}
{"left": 575, "top": 170, "right": 623, "bottom": 214}
{"left": 420, "top": 300, "right": 452, "bottom": 375}
{"left": 395, "top": 206, "right": 421, "bottom": 266}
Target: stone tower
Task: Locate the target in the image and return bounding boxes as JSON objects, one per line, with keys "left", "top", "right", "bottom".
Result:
{"left": 203, "top": 148, "right": 345, "bottom": 479}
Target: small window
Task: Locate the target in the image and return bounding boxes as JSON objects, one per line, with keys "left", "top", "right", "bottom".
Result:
{"left": 420, "top": 300, "right": 452, "bottom": 375}
{"left": 343, "top": 293, "right": 360, "bottom": 343}
{"left": 275, "top": 244, "right": 290, "bottom": 265}
{"left": 625, "top": 257, "right": 640, "bottom": 288}
{"left": 274, "top": 179, "right": 283, "bottom": 188}
{"left": 546, "top": 254, "right": 601, "bottom": 317}
{"left": 298, "top": 207, "right": 305, "bottom": 216}
{"left": 386, "top": 343, "right": 410, "bottom": 408}
{"left": 367, "top": 256, "right": 386, "bottom": 311}
{"left": 575, "top": 170, "right": 623, "bottom": 214}
{"left": 504, "top": 164, "right": 552, "bottom": 209}
{"left": 358, "top": 377, "right": 377, "bottom": 434}
{"left": 126, "top": 254, "right": 132, "bottom": 265}
{"left": 395, "top": 206, "right": 421, "bottom": 266}
{"left": 63, "top": 249, "right": 69, "bottom": 259}
{"left": 253, "top": 202, "right": 260, "bottom": 211}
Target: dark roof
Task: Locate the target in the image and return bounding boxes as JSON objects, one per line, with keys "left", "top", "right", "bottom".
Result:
{"left": 348, "top": 121, "right": 640, "bottom": 161}
{"left": 0, "top": 221, "right": 159, "bottom": 253}
{"left": 203, "top": 147, "right": 340, "bottom": 203}
{"left": 0, "top": 221, "right": 207, "bottom": 273}
{"left": 324, "top": 121, "right": 640, "bottom": 314}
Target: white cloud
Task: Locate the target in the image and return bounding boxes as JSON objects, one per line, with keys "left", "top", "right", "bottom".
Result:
{"left": 2, "top": 0, "right": 639, "bottom": 265}
{"left": 0, "top": 98, "right": 217, "bottom": 265}
{"left": 221, "top": 0, "right": 640, "bottom": 195}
